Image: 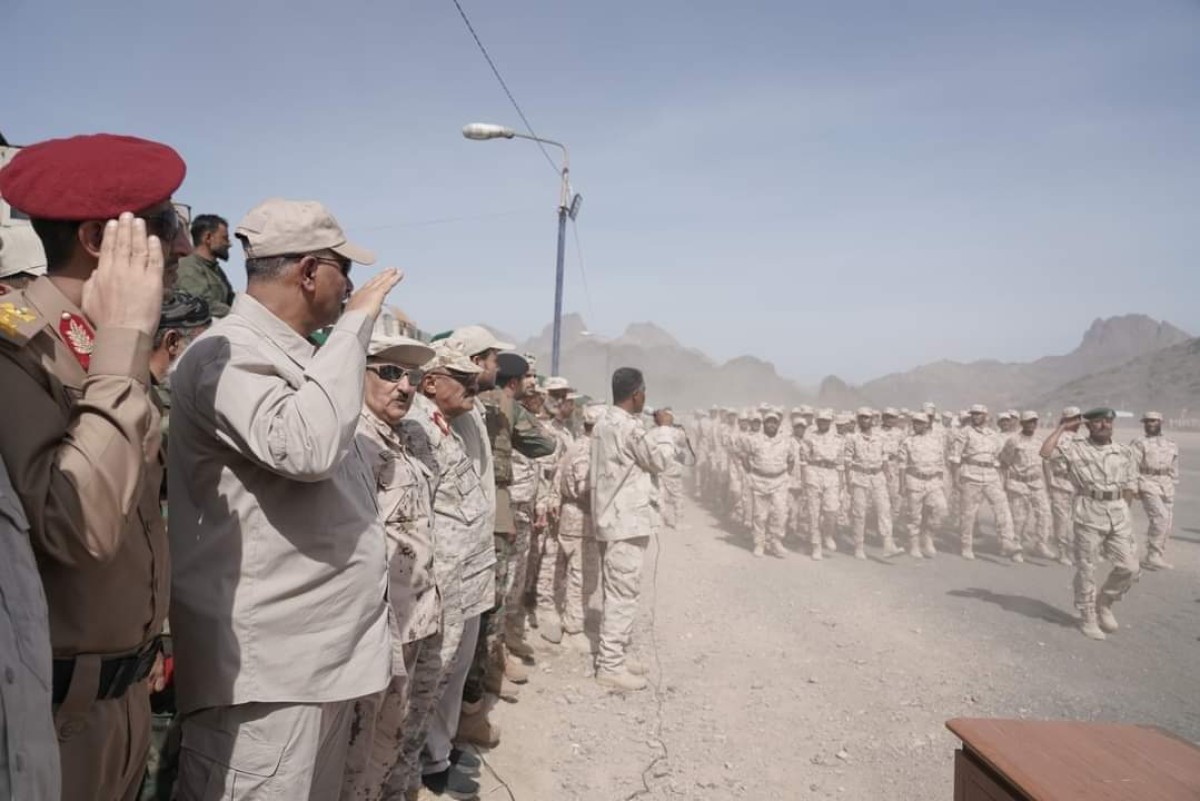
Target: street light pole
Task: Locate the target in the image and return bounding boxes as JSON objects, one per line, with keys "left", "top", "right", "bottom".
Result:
{"left": 462, "top": 123, "right": 578, "bottom": 375}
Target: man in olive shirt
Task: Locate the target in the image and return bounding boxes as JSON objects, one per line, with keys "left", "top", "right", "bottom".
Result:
{"left": 174, "top": 213, "right": 234, "bottom": 317}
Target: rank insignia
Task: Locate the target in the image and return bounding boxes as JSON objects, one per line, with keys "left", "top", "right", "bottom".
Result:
{"left": 0, "top": 302, "right": 37, "bottom": 338}
{"left": 59, "top": 312, "right": 96, "bottom": 369}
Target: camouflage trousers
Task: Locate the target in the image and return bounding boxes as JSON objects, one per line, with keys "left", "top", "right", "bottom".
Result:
{"left": 959, "top": 477, "right": 1017, "bottom": 552}
{"left": 1007, "top": 482, "right": 1051, "bottom": 550}
{"left": 387, "top": 622, "right": 459, "bottom": 795}
{"left": 886, "top": 466, "right": 902, "bottom": 522}
{"left": 1048, "top": 489, "right": 1075, "bottom": 555}
{"left": 751, "top": 484, "right": 788, "bottom": 549}
{"left": 559, "top": 535, "right": 601, "bottom": 635}
{"left": 904, "top": 477, "right": 947, "bottom": 548}
{"left": 658, "top": 473, "right": 683, "bottom": 529}
{"left": 850, "top": 472, "right": 893, "bottom": 549}
{"left": 787, "top": 488, "right": 808, "bottom": 540}
{"left": 527, "top": 515, "right": 561, "bottom": 627}
{"left": 805, "top": 470, "right": 842, "bottom": 546}
{"left": 597, "top": 536, "right": 649, "bottom": 673}
{"left": 138, "top": 712, "right": 179, "bottom": 801}
{"left": 1073, "top": 511, "right": 1140, "bottom": 612}
{"left": 1140, "top": 488, "right": 1175, "bottom": 560}
{"left": 504, "top": 506, "right": 536, "bottom": 643}
{"left": 728, "top": 465, "right": 745, "bottom": 521}
{"left": 342, "top": 638, "right": 425, "bottom": 800}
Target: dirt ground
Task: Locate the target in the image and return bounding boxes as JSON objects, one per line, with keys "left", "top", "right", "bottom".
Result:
{"left": 467, "top": 430, "right": 1200, "bottom": 800}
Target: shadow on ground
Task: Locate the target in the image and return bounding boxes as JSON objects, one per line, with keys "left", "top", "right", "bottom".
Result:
{"left": 947, "top": 587, "right": 1078, "bottom": 628}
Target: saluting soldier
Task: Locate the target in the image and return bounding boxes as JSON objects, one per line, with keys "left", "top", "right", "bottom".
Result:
{"left": 0, "top": 133, "right": 191, "bottom": 800}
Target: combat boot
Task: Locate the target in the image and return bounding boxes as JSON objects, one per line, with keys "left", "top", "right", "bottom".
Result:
{"left": 1057, "top": 553, "right": 1074, "bottom": 567}
{"left": 961, "top": 545, "right": 975, "bottom": 560}
{"left": 1142, "top": 553, "right": 1174, "bottom": 570}
{"left": 920, "top": 536, "right": 936, "bottom": 559}
{"left": 505, "top": 637, "right": 535, "bottom": 661}
{"left": 539, "top": 615, "right": 564, "bottom": 644}
{"left": 504, "top": 654, "right": 530, "bottom": 684}
{"left": 1096, "top": 597, "right": 1119, "bottom": 633}
{"left": 752, "top": 545, "right": 764, "bottom": 558}
{"left": 624, "top": 657, "right": 648, "bottom": 676}
{"left": 1079, "top": 608, "right": 1106, "bottom": 641}
{"left": 1036, "top": 543, "right": 1059, "bottom": 560}
{"left": 907, "top": 541, "right": 922, "bottom": 558}
{"left": 881, "top": 539, "right": 902, "bottom": 557}
{"left": 823, "top": 536, "right": 837, "bottom": 552}
{"left": 455, "top": 700, "right": 501, "bottom": 747}
{"left": 853, "top": 546, "right": 866, "bottom": 560}
{"left": 768, "top": 541, "right": 788, "bottom": 559}
{"left": 811, "top": 543, "right": 823, "bottom": 561}
{"left": 596, "top": 669, "right": 648, "bottom": 692}
{"left": 1010, "top": 551, "right": 1024, "bottom": 564}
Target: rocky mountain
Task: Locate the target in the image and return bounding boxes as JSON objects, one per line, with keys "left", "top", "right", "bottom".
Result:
{"left": 854, "top": 314, "right": 1190, "bottom": 411}
{"left": 514, "top": 314, "right": 812, "bottom": 411}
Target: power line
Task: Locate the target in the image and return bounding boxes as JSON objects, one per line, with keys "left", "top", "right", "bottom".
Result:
{"left": 569, "top": 219, "right": 597, "bottom": 325}
{"left": 448, "top": 0, "right": 560, "bottom": 176}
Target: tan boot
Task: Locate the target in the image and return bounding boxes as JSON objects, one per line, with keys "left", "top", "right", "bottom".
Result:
{"left": 1143, "top": 553, "right": 1174, "bottom": 570}
{"left": 505, "top": 637, "right": 535, "bottom": 660}
{"left": 596, "top": 669, "right": 647, "bottom": 692}
{"left": 752, "top": 544, "right": 764, "bottom": 557}
{"left": 504, "top": 654, "right": 530, "bottom": 684}
{"left": 625, "top": 657, "right": 648, "bottom": 676}
{"left": 908, "top": 541, "right": 922, "bottom": 558}
{"left": 456, "top": 701, "right": 501, "bottom": 747}
{"left": 823, "top": 536, "right": 837, "bottom": 552}
{"left": 811, "top": 543, "right": 823, "bottom": 561}
{"left": 1097, "top": 597, "right": 1119, "bottom": 633}
{"left": 920, "top": 536, "right": 936, "bottom": 558}
{"left": 1079, "top": 608, "right": 1106, "bottom": 641}
{"left": 854, "top": 546, "right": 866, "bottom": 560}
{"left": 881, "top": 539, "right": 902, "bottom": 557}
{"left": 768, "top": 541, "right": 788, "bottom": 559}
{"left": 1036, "top": 543, "right": 1059, "bottom": 560}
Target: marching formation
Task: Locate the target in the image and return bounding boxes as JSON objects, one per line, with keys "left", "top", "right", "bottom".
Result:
{"left": 685, "top": 403, "right": 1180, "bottom": 640}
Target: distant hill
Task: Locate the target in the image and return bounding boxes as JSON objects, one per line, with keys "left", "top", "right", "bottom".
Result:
{"left": 855, "top": 314, "right": 1190, "bottom": 411}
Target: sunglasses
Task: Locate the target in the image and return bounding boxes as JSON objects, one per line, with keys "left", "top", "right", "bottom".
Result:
{"left": 434, "top": 371, "right": 478, "bottom": 391}
{"left": 139, "top": 203, "right": 191, "bottom": 243}
{"left": 368, "top": 365, "right": 414, "bottom": 383}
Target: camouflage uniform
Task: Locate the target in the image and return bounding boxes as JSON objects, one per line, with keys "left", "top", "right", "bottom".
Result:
{"left": 880, "top": 416, "right": 905, "bottom": 520}
{"left": 1129, "top": 424, "right": 1179, "bottom": 566}
{"left": 506, "top": 450, "right": 539, "bottom": 646}
{"left": 787, "top": 422, "right": 808, "bottom": 541}
{"left": 591, "top": 407, "right": 672, "bottom": 674}
{"left": 653, "top": 425, "right": 686, "bottom": 529}
{"left": 800, "top": 418, "right": 844, "bottom": 557}
{"left": 897, "top": 427, "right": 947, "bottom": 556}
{"left": 844, "top": 425, "right": 897, "bottom": 556}
{"left": 528, "top": 417, "right": 573, "bottom": 631}
{"left": 744, "top": 422, "right": 794, "bottom": 555}
{"left": 1050, "top": 434, "right": 1140, "bottom": 620}
{"left": 950, "top": 424, "right": 1018, "bottom": 557}
{"left": 557, "top": 424, "right": 600, "bottom": 635}
{"left": 999, "top": 429, "right": 1053, "bottom": 556}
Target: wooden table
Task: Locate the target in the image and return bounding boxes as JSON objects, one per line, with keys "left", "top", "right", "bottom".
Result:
{"left": 946, "top": 718, "right": 1200, "bottom": 800}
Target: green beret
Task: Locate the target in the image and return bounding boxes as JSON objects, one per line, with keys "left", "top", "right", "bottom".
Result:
{"left": 1082, "top": 407, "right": 1115, "bottom": 421}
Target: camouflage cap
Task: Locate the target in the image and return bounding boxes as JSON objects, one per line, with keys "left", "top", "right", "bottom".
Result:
{"left": 1019, "top": 410, "right": 1039, "bottom": 422}
{"left": 969, "top": 404, "right": 988, "bottom": 414}
{"left": 882, "top": 407, "right": 899, "bottom": 417}
{"left": 763, "top": 407, "right": 783, "bottom": 422}
{"left": 1062, "top": 406, "right": 1082, "bottom": 419}
{"left": 855, "top": 406, "right": 874, "bottom": 418}
{"left": 835, "top": 413, "right": 853, "bottom": 426}
{"left": 422, "top": 339, "right": 482, "bottom": 375}
{"left": 544, "top": 376, "right": 575, "bottom": 394}
{"left": 815, "top": 408, "right": 834, "bottom": 421}
{"left": 922, "top": 401, "right": 937, "bottom": 413}
{"left": 997, "top": 411, "right": 1012, "bottom": 421}
{"left": 799, "top": 404, "right": 815, "bottom": 415}
{"left": 1141, "top": 411, "right": 1163, "bottom": 422}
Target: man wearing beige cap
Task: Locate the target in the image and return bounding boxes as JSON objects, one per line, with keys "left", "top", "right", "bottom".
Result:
{"left": 168, "top": 198, "right": 402, "bottom": 798}
{"left": 950, "top": 405, "right": 1020, "bottom": 561}
{"left": 999, "top": 411, "right": 1057, "bottom": 559}
{"left": 341, "top": 313, "right": 437, "bottom": 799}
{"left": 1129, "top": 411, "right": 1179, "bottom": 570}
{"left": 1043, "top": 406, "right": 1084, "bottom": 566}
{"left": 845, "top": 408, "right": 900, "bottom": 558}
{"left": 799, "top": 409, "right": 844, "bottom": 560}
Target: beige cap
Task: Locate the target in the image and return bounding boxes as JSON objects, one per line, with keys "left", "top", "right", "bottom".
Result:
{"left": 799, "top": 404, "right": 814, "bottom": 415}
{"left": 236, "top": 198, "right": 375, "bottom": 264}
{"left": 1019, "top": 410, "right": 1039, "bottom": 422}
{"left": 544, "top": 376, "right": 575, "bottom": 394}
{"left": 835, "top": 413, "right": 853, "bottom": 426}
{"left": 0, "top": 225, "right": 48, "bottom": 278}
{"left": 1062, "top": 406, "right": 1082, "bottom": 419}
{"left": 922, "top": 401, "right": 936, "bottom": 413}
{"left": 448, "top": 325, "right": 515, "bottom": 357}
{"left": 883, "top": 407, "right": 899, "bottom": 417}
{"left": 941, "top": 411, "right": 954, "bottom": 421}
{"left": 997, "top": 410, "right": 1012, "bottom": 421}
{"left": 368, "top": 312, "right": 434, "bottom": 366}
{"left": 422, "top": 339, "right": 482, "bottom": 375}
{"left": 1142, "top": 411, "right": 1163, "bottom": 422}
{"left": 763, "top": 407, "right": 782, "bottom": 422}
{"left": 969, "top": 404, "right": 988, "bottom": 414}
{"left": 855, "top": 406, "right": 874, "bottom": 418}
{"left": 815, "top": 408, "right": 834, "bottom": 421}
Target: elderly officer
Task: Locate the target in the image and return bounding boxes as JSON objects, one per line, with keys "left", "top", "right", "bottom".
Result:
{"left": 999, "top": 411, "right": 1057, "bottom": 559}
{"left": 591, "top": 368, "right": 673, "bottom": 691}
{"left": 897, "top": 412, "right": 946, "bottom": 557}
{"left": 1044, "top": 406, "right": 1084, "bottom": 566}
{"left": 1130, "top": 411, "right": 1180, "bottom": 570}
{"left": 389, "top": 339, "right": 489, "bottom": 798}
{"left": 168, "top": 198, "right": 401, "bottom": 798}
{"left": 1041, "top": 408, "right": 1140, "bottom": 641}
{"left": 845, "top": 407, "right": 901, "bottom": 559}
{"left": 557, "top": 403, "right": 605, "bottom": 651}
{"left": 744, "top": 407, "right": 795, "bottom": 558}
{"left": 950, "top": 404, "right": 1020, "bottom": 561}
{"left": 0, "top": 133, "right": 191, "bottom": 800}
{"left": 340, "top": 314, "right": 437, "bottom": 800}
{"left": 801, "top": 409, "right": 844, "bottom": 560}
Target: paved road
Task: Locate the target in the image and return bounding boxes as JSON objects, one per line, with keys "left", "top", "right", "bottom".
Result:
{"left": 475, "top": 433, "right": 1200, "bottom": 800}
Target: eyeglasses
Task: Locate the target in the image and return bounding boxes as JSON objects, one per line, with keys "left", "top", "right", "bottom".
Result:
{"left": 313, "top": 256, "right": 352, "bottom": 278}
{"left": 367, "top": 365, "right": 413, "bottom": 383}
{"left": 434, "top": 371, "right": 478, "bottom": 391}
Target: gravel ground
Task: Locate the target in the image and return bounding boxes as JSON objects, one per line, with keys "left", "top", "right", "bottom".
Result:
{"left": 469, "top": 431, "right": 1200, "bottom": 800}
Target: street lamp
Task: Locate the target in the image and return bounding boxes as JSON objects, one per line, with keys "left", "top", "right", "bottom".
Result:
{"left": 462, "top": 122, "right": 580, "bottom": 375}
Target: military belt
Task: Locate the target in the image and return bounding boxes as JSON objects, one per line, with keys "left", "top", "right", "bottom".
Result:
{"left": 752, "top": 469, "right": 788, "bottom": 478}
{"left": 1141, "top": 468, "right": 1171, "bottom": 476}
{"left": 810, "top": 460, "right": 840, "bottom": 469}
{"left": 52, "top": 636, "right": 163, "bottom": 705}
{"left": 1085, "top": 489, "right": 1122, "bottom": 501}
{"left": 850, "top": 465, "right": 883, "bottom": 475}
{"left": 907, "top": 468, "right": 943, "bottom": 480}
{"left": 965, "top": 459, "right": 996, "bottom": 467}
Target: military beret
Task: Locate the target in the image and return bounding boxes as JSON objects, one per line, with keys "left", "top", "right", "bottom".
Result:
{"left": 159, "top": 292, "right": 211, "bottom": 331}
{"left": 0, "top": 134, "right": 186, "bottom": 221}
{"left": 1082, "top": 407, "right": 1115, "bottom": 421}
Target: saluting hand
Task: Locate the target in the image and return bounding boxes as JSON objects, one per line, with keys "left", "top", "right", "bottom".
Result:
{"left": 82, "top": 213, "right": 164, "bottom": 337}
{"left": 345, "top": 268, "right": 404, "bottom": 319}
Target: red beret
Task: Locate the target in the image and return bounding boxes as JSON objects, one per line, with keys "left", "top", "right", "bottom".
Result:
{"left": 0, "top": 133, "right": 186, "bottom": 221}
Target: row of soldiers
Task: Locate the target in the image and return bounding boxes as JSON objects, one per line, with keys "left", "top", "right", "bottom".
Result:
{"left": 686, "top": 403, "right": 1179, "bottom": 639}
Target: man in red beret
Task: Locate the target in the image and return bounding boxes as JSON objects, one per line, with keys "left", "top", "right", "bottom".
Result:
{"left": 0, "top": 132, "right": 191, "bottom": 801}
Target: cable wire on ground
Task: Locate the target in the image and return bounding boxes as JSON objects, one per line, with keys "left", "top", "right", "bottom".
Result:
{"left": 448, "top": 0, "right": 560, "bottom": 176}
{"left": 468, "top": 744, "right": 518, "bottom": 801}
{"left": 624, "top": 529, "right": 670, "bottom": 800}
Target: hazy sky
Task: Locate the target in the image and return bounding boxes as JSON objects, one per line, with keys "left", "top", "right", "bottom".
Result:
{"left": 6, "top": 0, "right": 1199, "bottom": 384}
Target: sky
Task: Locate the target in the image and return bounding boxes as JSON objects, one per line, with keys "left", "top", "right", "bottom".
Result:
{"left": 5, "top": 0, "right": 1199, "bottom": 384}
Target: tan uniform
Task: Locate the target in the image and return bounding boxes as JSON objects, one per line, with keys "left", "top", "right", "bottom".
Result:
{"left": 897, "top": 430, "right": 947, "bottom": 552}
{"left": 1128, "top": 435, "right": 1179, "bottom": 562}
{"left": 880, "top": 425, "right": 905, "bottom": 519}
{"left": 1051, "top": 436, "right": 1140, "bottom": 613}
{"left": 844, "top": 430, "right": 895, "bottom": 552}
{"left": 342, "top": 409, "right": 440, "bottom": 800}
{"left": 800, "top": 429, "right": 844, "bottom": 550}
{"left": 557, "top": 430, "right": 600, "bottom": 635}
{"left": 591, "top": 406, "right": 671, "bottom": 673}
{"left": 0, "top": 277, "right": 166, "bottom": 801}
{"left": 950, "top": 425, "right": 1018, "bottom": 554}
{"left": 653, "top": 425, "right": 685, "bottom": 529}
{"left": 787, "top": 432, "right": 808, "bottom": 540}
{"left": 529, "top": 418, "right": 575, "bottom": 628}
{"left": 999, "top": 432, "right": 1052, "bottom": 553}
{"left": 1044, "top": 431, "right": 1080, "bottom": 556}
{"left": 744, "top": 430, "right": 794, "bottom": 551}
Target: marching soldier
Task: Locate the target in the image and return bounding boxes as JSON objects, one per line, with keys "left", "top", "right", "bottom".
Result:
{"left": 950, "top": 405, "right": 1020, "bottom": 561}
{"left": 787, "top": 412, "right": 809, "bottom": 543}
{"left": 743, "top": 407, "right": 794, "bottom": 558}
{"left": 1044, "top": 406, "right": 1083, "bottom": 566}
{"left": 999, "top": 411, "right": 1057, "bottom": 559}
{"left": 1129, "top": 411, "right": 1179, "bottom": 570}
{"left": 897, "top": 412, "right": 946, "bottom": 557}
{"left": 800, "top": 409, "right": 844, "bottom": 560}
{"left": 845, "top": 408, "right": 901, "bottom": 559}
{"left": 1040, "top": 408, "right": 1140, "bottom": 641}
